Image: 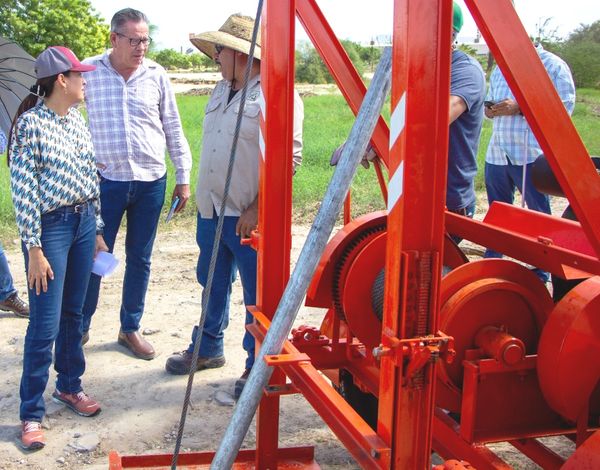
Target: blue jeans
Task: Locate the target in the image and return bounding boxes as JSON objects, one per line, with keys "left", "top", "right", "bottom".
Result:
{"left": 20, "top": 203, "right": 96, "bottom": 422}
{"left": 484, "top": 161, "right": 550, "bottom": 282}
{"left": 82, "top": 175, "right": 166, "bottom": 333}
{"left": 0, "top": 242, "right": 17, "bottom": 301}
{"left": 189, "top": 211, "right": 257, "bottom": 370}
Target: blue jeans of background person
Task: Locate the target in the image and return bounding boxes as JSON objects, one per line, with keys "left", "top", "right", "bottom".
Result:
{"left": 0, "top": 242, "right": 17, "bottom": 301}
{"left": 484, "top": 161, "right": 551, "bottom": 282}
{"left": 20, "top": 203, "right": 96, "bottom": 422}
{"left": 82, "top": 175, "right": 166, "bottom": 334}
{"left": 188, "top": 211, "right": 257, "bottom": 371}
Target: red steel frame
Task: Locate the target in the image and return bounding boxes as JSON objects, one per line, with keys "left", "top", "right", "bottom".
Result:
{"left": 110, "top": 0, "right": 600, "bottom": 468}
{"left": 255, "top": 0, "right": 600, "bottom": 468}
{"left": 253, "top": 0, "right": 455, "bottom": 467}
{"left": 255, "top": 1, "right": 296, "bottom": 467}
{"left": 378, "top": 0, "right": 452, "bottom": 467}
{"left": 465, "top": 0, "right": 600, "bottom": 258}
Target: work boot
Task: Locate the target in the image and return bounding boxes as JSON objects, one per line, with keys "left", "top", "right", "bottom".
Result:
{"left": 21, "top": 421, "right": 45, "bottom": 450}
{"left": 234, "top": 368, "right": 251, "bottom": 400}
{"left": 117, "top": 330, "right": 155, "bottom": 360}
{"left": 52, "top": 389, "right": 101, "bottom": 417}
{"left": 0, "top": 292, "right": 29, "bottom": 318}
{"left": 165, "top": 351, "right": 225, "bottom": 375}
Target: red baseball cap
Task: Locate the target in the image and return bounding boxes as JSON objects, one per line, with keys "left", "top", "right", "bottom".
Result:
{"left": 35, "top": 46, "right": 96, "bottom": 79}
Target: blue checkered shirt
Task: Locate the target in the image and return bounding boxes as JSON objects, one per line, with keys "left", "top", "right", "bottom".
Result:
{"left": 83, "top": 52, "right": 192, "bottom": 183}
{"left": 485, "top": 45, "right": 575, "bottom": 166}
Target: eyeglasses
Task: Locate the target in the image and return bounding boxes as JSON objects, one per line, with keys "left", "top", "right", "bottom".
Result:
{"left": 115, "top": 32, "right": 152, "bottom": 47}
{"left": 215, "top": 44, "right": 224, "bottom": 54}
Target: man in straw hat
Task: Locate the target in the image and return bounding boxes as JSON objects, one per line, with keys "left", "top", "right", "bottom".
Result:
{"left": 165, "top": 13, "right": 303, "bottom": 400}
{"left": 81, "top": 8, "right": 192, "bottom": 360}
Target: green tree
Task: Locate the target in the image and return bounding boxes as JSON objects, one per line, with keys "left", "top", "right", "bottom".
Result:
{"left": 566, "top": 21, "right": 600, "bottom": 44}
{"left": 558, "top": 20, "right": 600, "bottom": 89}
{"left": 0, "top": 0, "right": 109, "bottom": 58}
{"left": 295, "top": 42, "right": 329, "bottom": 84}
{"left": 147, "top": 49, "right": 215, "bottom": 71}
{"left": 339, "top": 40, "right": 366, "bottom": 78}
{"left": 359, "top": 41, "right": 383, "bottom": 73}
{"left": 148, "top": 24, "right": 159, "bottom": 54}
{"left": 559, "top": 41, "right": 600, "bottom": 88}
{"left": 534, "top": 17, "right": 561, "bottom": 46}
{"left": 295, "top": 40, "right": 366, "bottom": 84}
{"left": 188, "top": 52, "right": 215, "bottom": 70}
{"left": 150, "top": 49, "right": 190, "bottom": 70}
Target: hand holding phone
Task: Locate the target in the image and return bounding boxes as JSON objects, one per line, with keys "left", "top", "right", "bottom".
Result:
{"left": 165, "top": 197, "right": 180, "bottom": 223}
{"left": 484, "top": 100, "right": 497, "bottom": 109}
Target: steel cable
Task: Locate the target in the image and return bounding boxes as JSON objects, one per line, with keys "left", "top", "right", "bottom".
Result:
{"left": 170, "top": 1, "right": 264, "bottom": 467}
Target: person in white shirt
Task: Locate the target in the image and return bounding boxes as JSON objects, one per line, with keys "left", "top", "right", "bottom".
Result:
{"left": 81, "top": 8, "right": 192, "bottom": 360}
{"left": 165, "top": 14, "right": 303, "bottom": 401}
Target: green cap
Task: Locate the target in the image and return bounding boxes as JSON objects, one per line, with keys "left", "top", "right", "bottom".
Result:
{"left": 453, "top": 1, "right": 464, "bottom": 33}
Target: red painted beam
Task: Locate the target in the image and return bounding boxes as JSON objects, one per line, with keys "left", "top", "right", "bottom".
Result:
{"left": 445, "top": 209, "right": 600, "bottom": 278}
{"left": 466, "top": 0, "right": 600, "bottom": 257}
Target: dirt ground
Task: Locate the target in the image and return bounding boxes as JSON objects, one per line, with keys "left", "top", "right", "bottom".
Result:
{"left": 0, "top": 222, "right": 364, "bottom": 470}
{"left": 169, "top": 71, "right": 343, "bottom": 96}
{"left": 0, "top": 199, "right": 575, "bottom": 469}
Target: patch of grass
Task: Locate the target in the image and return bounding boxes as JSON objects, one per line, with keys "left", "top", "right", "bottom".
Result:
{"left": 475, "top": 121, "right": 492, "bottom": 192}
{"left": 573, "top": 88, "right": 600, "bottom": 156}
{"left": 0, "top": 154, "right": 13, "bottom": 240}
{"left": 577, "top": 88, "right": 600, "bottom": 102}
{"left": 294, "top": 95, "right": 386, "bottom": 222}
{"left": 1, "top": 91, "right": 599, "bottom": 243}
{"left": 163, "top": 95, "right": 208, "bottom": 219}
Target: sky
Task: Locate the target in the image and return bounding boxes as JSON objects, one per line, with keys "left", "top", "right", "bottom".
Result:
{"left": 89, "top": 0, "right": 600, "bottom": 52}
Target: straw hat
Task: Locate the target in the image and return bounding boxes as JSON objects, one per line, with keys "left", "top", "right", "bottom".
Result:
{"left": 189, "top": 13, "right": 261, "bottom": 61}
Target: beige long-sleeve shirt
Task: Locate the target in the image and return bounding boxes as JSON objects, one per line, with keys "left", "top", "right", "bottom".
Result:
{"left": 196, "top": 75, "right": 303, "bottom": 218}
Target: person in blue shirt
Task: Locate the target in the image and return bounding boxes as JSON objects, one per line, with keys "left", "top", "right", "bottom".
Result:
{"left": 446, "top": 10, "right": 486, "bottom": 222}
{"left": 483, "top": 43, "right": 575, "bottom": 280}
{"left": 332, "top": 2, "right": 485, "bottom": 240}
{"left": 0, "top": 130, "right": 29, "bottom": 317}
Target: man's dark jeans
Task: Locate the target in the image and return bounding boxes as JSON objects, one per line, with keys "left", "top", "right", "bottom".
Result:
{"left": 484, "top": 161, "right": 550, "bottom": 282}
{"left": 188, "top": 211, "right": 257, "bottom": 371}
{"left": 82, "top": 175, "right": 166, "bottom": 333}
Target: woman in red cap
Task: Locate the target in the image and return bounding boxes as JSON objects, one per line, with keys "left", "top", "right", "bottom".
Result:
{"left": 8, "top": 46, "right": 108, "bottom": 450}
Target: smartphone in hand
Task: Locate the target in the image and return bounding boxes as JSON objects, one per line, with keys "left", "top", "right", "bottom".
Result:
{"left": 165, "top": 197, "right": 180, "bottom": 223}
{"left": 484, "top": 100, "right": 497, "bottom": 108}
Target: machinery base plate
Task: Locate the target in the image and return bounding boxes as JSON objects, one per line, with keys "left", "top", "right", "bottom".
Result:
{"left": 108, "top": 446, "right": 319, "bottom": 469}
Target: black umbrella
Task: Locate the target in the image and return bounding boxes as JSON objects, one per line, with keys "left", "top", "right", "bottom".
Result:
{"left": 0, "top": 37, "right": 35, "bottom": 136}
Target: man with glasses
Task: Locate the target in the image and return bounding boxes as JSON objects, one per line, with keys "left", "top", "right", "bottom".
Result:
{"left": 82, "top": 8, "right": 192, "bottom": 360}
